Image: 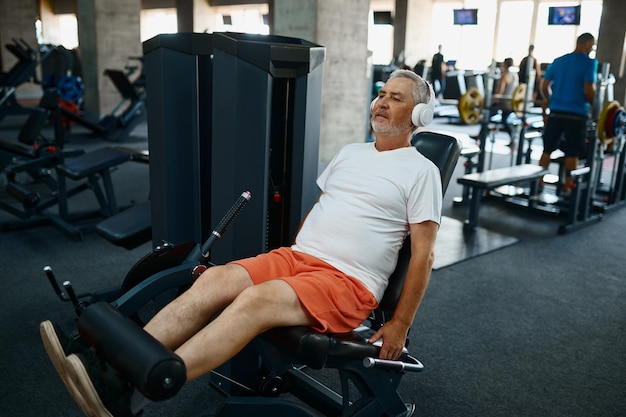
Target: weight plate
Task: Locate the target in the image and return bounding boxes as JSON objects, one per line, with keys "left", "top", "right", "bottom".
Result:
{"left": 458, "top": 87, "right": 483, "bottom": 125}
{"left": 603, "top": 102, "right": 621, "bottom": 143}
{"left": 613, "top": 108, "right": 626, "bottom": 137}
{"left": 597, "top": 100, "right": 619, "bottom": 143}
{"left": 511, "top": 84, "right": 527, "bottom": 113}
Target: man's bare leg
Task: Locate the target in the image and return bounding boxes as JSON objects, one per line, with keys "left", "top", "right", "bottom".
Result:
{"left": 143, "top": 264, "right": 256, "bottom": 351}
{"left": 175, "top": 279, "right": 313, "bottom": 380}
{"left": 539, "top": 152, "right": 551, "bottom": 169}
{"left": 564, "top": 156, "right": 579, "bottom": 189}
{"left": 143, "top": 263, "right": 314, "bottom": 381}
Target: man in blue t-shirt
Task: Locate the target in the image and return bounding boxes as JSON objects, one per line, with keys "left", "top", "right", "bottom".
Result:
{"left": 539, "top": 32, "right": 597, "bottom": 194}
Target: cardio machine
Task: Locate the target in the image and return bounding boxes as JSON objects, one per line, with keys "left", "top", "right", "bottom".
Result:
{"left": 45, "top": 131, "right": 461, "bottom": 417}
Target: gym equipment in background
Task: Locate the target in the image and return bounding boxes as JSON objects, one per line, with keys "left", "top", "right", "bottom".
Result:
{"left": 0, "top": 39, "right": 52, "bottom": 122}
{"left": 455, "top": 62, "right": 626, "bottom": 234}
{"left": 40, "top": 46, "right": 147, "bottom": 142}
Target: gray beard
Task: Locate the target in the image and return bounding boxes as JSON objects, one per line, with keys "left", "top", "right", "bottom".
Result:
{"left": 371, "top": 118, "right": 413, "bottom": 136}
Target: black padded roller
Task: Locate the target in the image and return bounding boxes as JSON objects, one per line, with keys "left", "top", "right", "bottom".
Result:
{"left": 77, "top": 301, "right": 186, "bottom": 401}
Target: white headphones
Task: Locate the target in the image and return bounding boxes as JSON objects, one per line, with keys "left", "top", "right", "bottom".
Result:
{"left": 370, "top": 82, "right": 436, "bottom": 127}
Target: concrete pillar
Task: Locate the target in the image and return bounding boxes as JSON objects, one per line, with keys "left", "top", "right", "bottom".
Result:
{"left": 393, "top": 0, "right": 407, "bottom": 64}
{"left": 596, "top": 0, "right": 626, "bottom": 104}
{"left": 0, "top": 0, "right": 41, "bottom": 100}
{"left": 270, "top": 0, "right": 370, "bottom": 166}
{"left": 76, "top": 0, "right": 141, "bottom": 115}
{"left": 176, "top": 0, "right": 194, "bottom": 33}
{"left": 192, "top": 0, "right": 216, "bottom": 33}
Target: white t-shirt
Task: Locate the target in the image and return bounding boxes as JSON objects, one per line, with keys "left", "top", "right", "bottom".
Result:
{"left": 292, "top": 142, "right": 442, "bottom": 301}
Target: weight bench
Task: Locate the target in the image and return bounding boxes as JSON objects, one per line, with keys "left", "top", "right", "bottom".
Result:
{"left": 457, "top": 164, "right": 549, "bottom": 232}
{"left": 0, "top": 107, "right": 62, "bottom": 174}
{"left": 1, "top": 146, "right": 134, "bottom": 240}
{"left": 56, "top": 147, "right": 133, "bottom": 218}
{"left": 63, "top": 131, "right": 461, "bottom": 417}
{"left": 96, "top": 200, "right": 152, "bottom": 249}
{"left": 95, "top": 147, "right": 151, "bottom": 249}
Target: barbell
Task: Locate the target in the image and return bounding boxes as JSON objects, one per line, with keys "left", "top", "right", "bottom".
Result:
{"left": 457, "top": 84, "right": 530, "bottom": 125}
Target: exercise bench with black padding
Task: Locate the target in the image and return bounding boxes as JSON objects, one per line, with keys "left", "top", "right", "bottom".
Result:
{"left": 56, "top": 147, "right": 133, "bottom": 217}
{"left": 95, "top": 200, "right": 152, "bottom": 249}
{"left": 95, "top": 146, "right": 151, "bottom": 249}
{"left": 1, "top": 146, "right": 134, "bottom": 240}
{"left": 457, "top": 163, "right": 549, "bottom": 232}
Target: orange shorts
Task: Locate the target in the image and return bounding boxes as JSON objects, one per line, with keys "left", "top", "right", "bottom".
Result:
{"left": 230, "top": 247, "right": 378, "bottom": 333}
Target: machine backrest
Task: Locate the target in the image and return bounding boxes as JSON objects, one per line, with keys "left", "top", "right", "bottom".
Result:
{"left": 377, "top": 131, "right": 461, "bottom": 311}
{"left": 411, "top": 131, "right": 461, "bottom": 194}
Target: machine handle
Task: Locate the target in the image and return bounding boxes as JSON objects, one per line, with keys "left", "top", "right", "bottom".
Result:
{"left": 201, "top": 191, "right": 252, "bottom": 258}
{"left": 362, "top": 357, "right": 424, "bottom": 373}
{"left": 44, "top": 265, "right": 69, "bottom": 302}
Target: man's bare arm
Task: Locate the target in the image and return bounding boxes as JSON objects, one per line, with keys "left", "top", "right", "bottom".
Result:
{"left": 584, "top": 81, "right": 595, "bottom": 106}
{"left": 368, "top": 220, "right": 439, "bottom": 360}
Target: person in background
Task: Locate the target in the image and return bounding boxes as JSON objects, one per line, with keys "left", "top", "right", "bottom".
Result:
{"left": 539, "top": 33, "right": 597, "bottom": 195}
{"left": 519, "top": 44, "right": 542, "bottom": 102}
{"left": 492, "top": 57, "right": 519, "bottom": 146}
{"left": 430, "top": 44, "right": 446, "bottom": 98}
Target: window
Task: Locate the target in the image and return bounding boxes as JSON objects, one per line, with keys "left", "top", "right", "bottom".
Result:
{"left": 495, "top": 1, "right": 534, "bottom": 66}
{"left": 534, "top": 1, "right": 602, "bottom": 64}
{"left": 368, "top": 9, "right": 394, "bottom": 65}
{"left": 140, "top": 9, "right": 177, "bottom": 42}
{"left": 213, "top": 7, "right": 269, "bottom": 35}
{"left": 430, "top": 1, "right": 496, "bottom": 71}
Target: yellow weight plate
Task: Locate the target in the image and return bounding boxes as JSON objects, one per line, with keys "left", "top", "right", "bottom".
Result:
{"left": 511, "top": 84, "right": 527, "bottom": 113}
{"left": 597, "top": 100, "right": 619, "bottom": 143}
{"left": 604, "top": 104, "right": 621, "bottom": 142}
{"left": 458, "top": 87, "right": 483, "bottom": 125}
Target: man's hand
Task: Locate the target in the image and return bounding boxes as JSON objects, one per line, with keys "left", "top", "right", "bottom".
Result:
{"left": 368, "top": 319, "right": 409, "bottom": 361}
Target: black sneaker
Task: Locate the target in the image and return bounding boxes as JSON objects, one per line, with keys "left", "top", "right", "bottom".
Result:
{"left": 65, "top": 353, "right": 139, "bottom": 417}
{"left": 40, "top": 320, "right": 91, "bottom": 414}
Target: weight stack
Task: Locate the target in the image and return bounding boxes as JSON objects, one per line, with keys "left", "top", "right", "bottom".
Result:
{"left": 210, "top": 32, "right": 325, "bottom": 264}
{"left": 143, "top": 33, "right": 214, "bottom": 247}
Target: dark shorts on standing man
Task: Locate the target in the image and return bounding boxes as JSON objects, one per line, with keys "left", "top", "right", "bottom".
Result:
{"left": 542, "top": 111, "right": 588, "bottom": 157}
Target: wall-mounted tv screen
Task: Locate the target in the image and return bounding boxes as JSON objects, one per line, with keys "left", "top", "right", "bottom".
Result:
{"left": 548, "top": 5, "right": 581, "bottom": 25}
{"left": 453, "top": 9, "right": 478, "bottom": 25}
{"left": 373, "top": 11, "right": 393, "bottom": 25}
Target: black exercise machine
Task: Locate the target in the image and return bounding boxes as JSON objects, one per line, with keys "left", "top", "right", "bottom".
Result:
{"left": 0, "top": 39, "right": 51, "bottom": 122}
{"left": 39, "top": 46, "right": 147, "bottom": 142}
{"left": 45, "top": 131, "right": 461, "bottom": 417}
{"left": 94, "top": 147, "right": 151, "bottom": 249}
{"left": 1, "top": 144, "right": 135, "bottom": 240}
{"left": 0, "top": 88, "right": 147, "bottom": 240}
